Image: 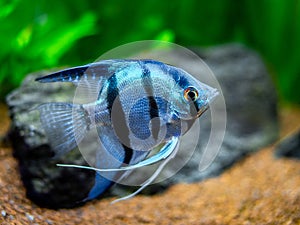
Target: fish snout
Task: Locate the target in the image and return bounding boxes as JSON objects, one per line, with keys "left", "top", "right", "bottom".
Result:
{"left": 195, "top": 85, "right": 219, "bottom": 117}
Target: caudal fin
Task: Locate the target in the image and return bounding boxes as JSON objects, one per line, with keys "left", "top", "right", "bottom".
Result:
{"left": 37, "top": 103, "right": 90, "bottom": 157}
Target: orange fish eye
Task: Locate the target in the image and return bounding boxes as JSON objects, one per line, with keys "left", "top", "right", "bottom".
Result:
{"left": 183, "top": 86, "right": 199, "bottom": 102}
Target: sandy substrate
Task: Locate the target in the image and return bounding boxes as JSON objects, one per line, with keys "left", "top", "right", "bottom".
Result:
{"left": 1, "top": 103, "right": 300, "bottom": 225}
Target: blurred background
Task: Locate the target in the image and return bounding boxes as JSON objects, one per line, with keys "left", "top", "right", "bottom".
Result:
{"left": 0, "top": 0, "right": 299, "bottom": 103}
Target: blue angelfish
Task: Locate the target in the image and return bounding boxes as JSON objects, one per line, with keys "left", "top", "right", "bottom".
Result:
{"left": 35, "top": 59, "right": 218, "bottom": 203}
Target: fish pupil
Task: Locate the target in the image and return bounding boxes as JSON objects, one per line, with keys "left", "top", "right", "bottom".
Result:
{"left": 184, "top": 86, "right": 199, "bottom": 102}
{"left": 188, "top": 91, "right": 196, "bottom": 101}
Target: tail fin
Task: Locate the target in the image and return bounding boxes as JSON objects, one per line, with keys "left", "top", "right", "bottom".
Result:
{"left": 37, "top": 103, "right": 90, "bottom": 157}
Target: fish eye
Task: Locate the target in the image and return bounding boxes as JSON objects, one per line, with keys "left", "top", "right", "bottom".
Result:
{"left": 183, "top": 86, "right": 199, "bottom": 102}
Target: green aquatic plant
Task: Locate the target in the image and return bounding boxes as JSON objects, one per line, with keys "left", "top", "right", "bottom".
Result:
{"left": 0, "top": 0, "right": 97, "bottom": 99}
{"left": 0, "top": 0, "right": 299, "bottom": 103}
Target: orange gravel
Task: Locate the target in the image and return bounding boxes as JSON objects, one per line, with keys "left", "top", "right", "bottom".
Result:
{"left": 1, "top": 103, "right": 300, "bottom": 225}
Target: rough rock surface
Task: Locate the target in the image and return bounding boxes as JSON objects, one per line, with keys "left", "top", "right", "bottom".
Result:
{"left": 1, "top": 104, "right": 300, "bottom": 224}
{"left": 5, "top": 44, "right": 279, "bottom": 208}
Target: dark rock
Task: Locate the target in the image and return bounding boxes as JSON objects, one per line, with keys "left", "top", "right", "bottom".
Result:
{"left": 275, "top": 130, "right": 300, "bottom": 159}
{"left": 6, "top": 44, "right": 279, "bottom": 208}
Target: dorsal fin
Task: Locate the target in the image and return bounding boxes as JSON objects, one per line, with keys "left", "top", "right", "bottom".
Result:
{"left": 35, "top": 59, "right": 133, "bottom": 84}
{"left": 35, "top": 65, "right": 90, "bottom": 83}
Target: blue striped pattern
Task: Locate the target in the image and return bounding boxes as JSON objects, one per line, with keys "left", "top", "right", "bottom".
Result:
{"left": 139, "top": 61, "right": 160, "bottom": 141}
{"left": 105, "top": 73, "right": 133, "bottom": 164}
{"left": 34, "top": 59, "right": 217, "bottom": 201}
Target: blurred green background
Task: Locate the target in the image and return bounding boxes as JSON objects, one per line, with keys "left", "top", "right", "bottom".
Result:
{"left": 0, "top": 0, "right": 299, "bottom": 103}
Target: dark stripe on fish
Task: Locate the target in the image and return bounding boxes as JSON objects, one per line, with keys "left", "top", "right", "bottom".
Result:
{"left": 122, "top": 145, "right": 134, "bottom": 164}
{"left": 143, "top": 60, "right": 186, "bottom": 87}
{"left": 140, "top": 62, "right": 160, "bottom": 141}
{"left": 189, "top": 101, "right": 199, "bottom": 118}
{"left": 106, "top": 73, "right": 118, "bottom": 111}
{"left": 106, "top": 73, "right": 133, "bottom": 164}
{"left": 168, "top": 66, "right": 189, "bottom": 88}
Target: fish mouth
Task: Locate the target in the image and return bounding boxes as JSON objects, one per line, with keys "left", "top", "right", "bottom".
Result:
{"left": 196, "top": 88, "right": 219, "bottom": 118}
{"left": 207, "top": 88, "right": 219, "bottom": 103}
{"left": 196, "top": 107, "right": 208, "bottom": 118}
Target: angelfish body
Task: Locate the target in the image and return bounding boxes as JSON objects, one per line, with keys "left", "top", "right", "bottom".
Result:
{"left": 36, "top": 59, "right": 218, "bottom": 201}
